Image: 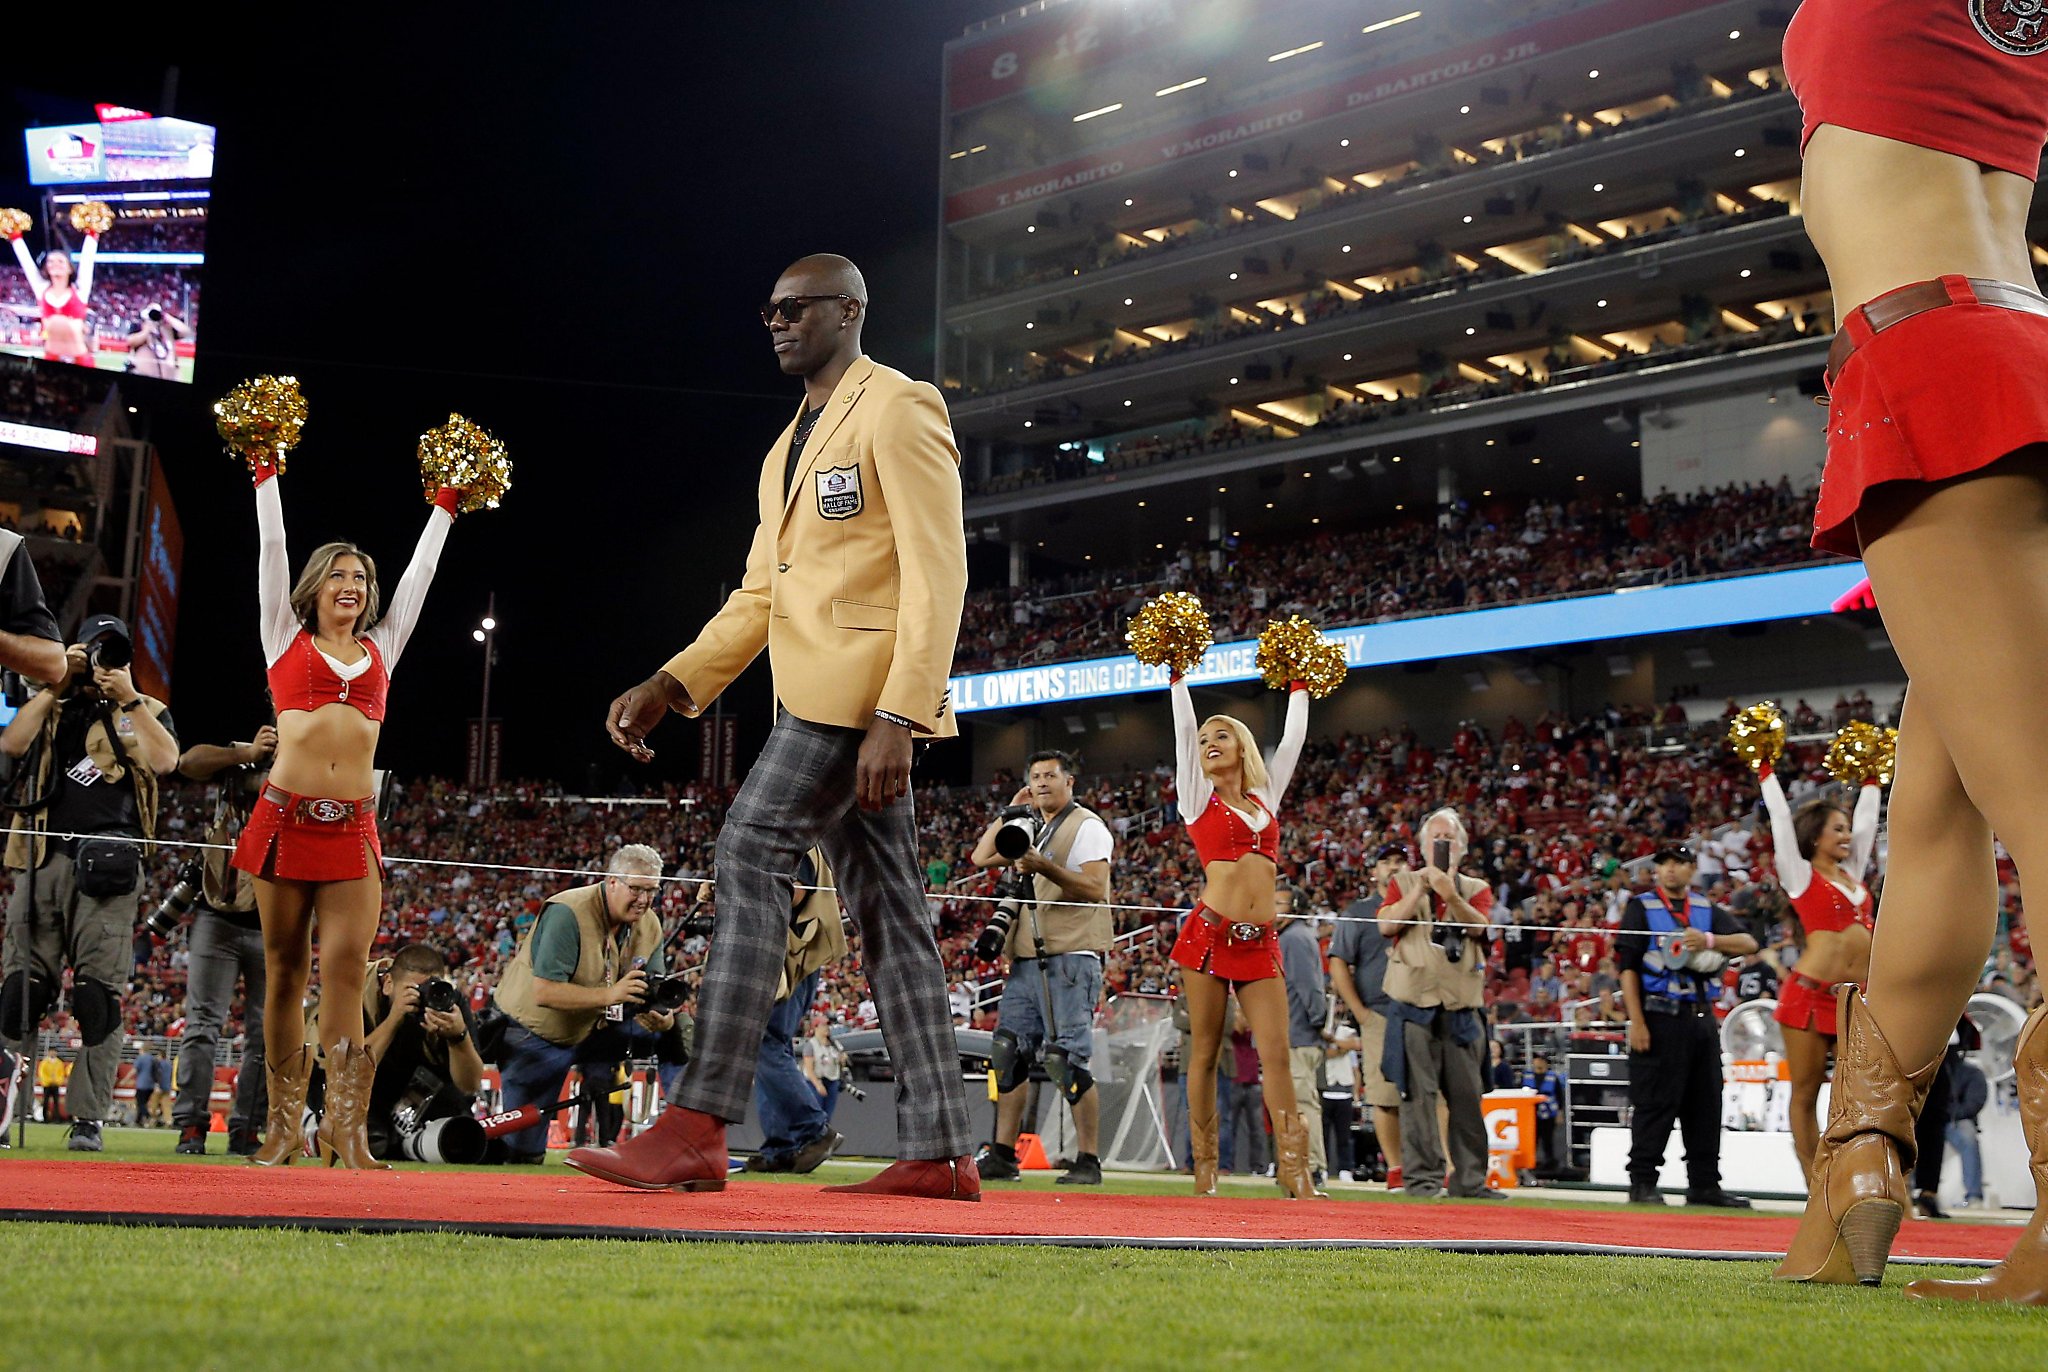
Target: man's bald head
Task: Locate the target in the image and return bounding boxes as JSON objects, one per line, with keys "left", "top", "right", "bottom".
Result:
{"left": 780, "top": 254, "right": 868, "bottom": 305}
{"left": 766, "top": 254, "right": 869, "bottom": 381}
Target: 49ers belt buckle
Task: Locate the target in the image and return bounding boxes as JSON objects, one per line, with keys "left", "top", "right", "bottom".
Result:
{"left": 1227, "top": 921, "right": 1265, "bottom": 944}
{"left": 300, "top": 798, "right": 352, "bottom": 824}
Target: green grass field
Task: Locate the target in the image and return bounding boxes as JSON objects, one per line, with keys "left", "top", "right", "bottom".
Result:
{"left": 7, "top": 1125, "right": 2041, "bottom": 1370}
{"left": 0, "top": 1220, "right": 2038, "bottom": 1372}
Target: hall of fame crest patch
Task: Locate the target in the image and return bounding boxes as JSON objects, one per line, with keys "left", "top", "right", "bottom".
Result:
{"left": 815, "top": 465, "right": 863, "bottom": 519}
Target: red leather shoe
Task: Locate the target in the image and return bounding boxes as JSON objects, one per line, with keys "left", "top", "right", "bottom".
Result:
{"left": 565, "top": 1105, "right": 728, "bottom": 1192}
{"left": 821, "top": 1156, "right": 982, "bottom": 1202}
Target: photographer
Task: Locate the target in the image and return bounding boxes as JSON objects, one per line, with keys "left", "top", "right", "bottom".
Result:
{"left": 167, "top": 726, "right": 278, "bottom": 1156}
{"left": 359, "top": 944, "right": 485, "bottom": 1163}
{"left": 1, "top": 615, "right": 177, "bottom": 1151}
{"left": 123, "top": 304, "right": 192, "bottom": 381}
{"left": 968, "top": 750, "right": 1113, "bottom": 1185}
{"left": 490, "top": 844, "right": 686, "bottom": 1163}
{"left": 1378, "top": 808, "right": 1498, "bottom": 1199}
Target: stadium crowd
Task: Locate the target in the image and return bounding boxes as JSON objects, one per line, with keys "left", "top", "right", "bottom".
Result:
{"left": 8, "top": 683, "right": 2036, "bottom": 1104}
{"left": 955, "top": 479, "right": 1829, "bottom": 674}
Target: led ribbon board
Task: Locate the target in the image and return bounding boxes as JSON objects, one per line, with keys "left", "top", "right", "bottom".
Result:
{"left": 948, "top": 562, "right": 1871, "bottom": 714}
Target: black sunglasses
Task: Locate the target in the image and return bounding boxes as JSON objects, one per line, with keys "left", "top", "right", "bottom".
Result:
{"left": 760, "top": 294, "right": 856, "bottom": 326}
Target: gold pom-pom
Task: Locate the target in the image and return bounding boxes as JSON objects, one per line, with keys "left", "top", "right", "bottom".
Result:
{"left": 417, "top": 413, "right": 512, "bottom": 513}
{"left": 1255, "top": 615, "right": 1348, "bottom": 699}
{"left": 0, "top": 208, "right": 29, "bottom": 241}
{"left": 68, "top": 200, "right": 113, "bottom": 236}
{"left": 1726, "top": 701, "right": 1785, "bottom": 773}
{"left": 213, "top": 375, "right": 308, "bottom": 472}
{"left": 1825, "top": 721, "right": 1897, "bottom": 786}
{"left": 1127, "top": 592, "right": 1213, "bottom": 676}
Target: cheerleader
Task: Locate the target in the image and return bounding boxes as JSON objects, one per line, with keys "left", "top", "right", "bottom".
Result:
{"left": 236, "top": 455, "right": 460, "bottom": 1168}
{"left": 1775, "top": 0, "right": 2048, "bottom": 1298}
{"left": 5, "top": 231, "right": 98, "bottom": 366}
{"left": 1168, "top": 674, "right": 1319, "bottom": 1200}
{"left": 1759, "top": 763, "right": 1881, "bottom": 1181}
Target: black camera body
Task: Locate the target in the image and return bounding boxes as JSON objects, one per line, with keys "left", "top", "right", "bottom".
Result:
{"left": 680, "top": 911, "right": 716, "bottom": 939}
{"left": 144, "top": 859, "right": 205, "bottom": 940}
{"left": 413, "top": 976, "right": 461, "bottom": 1022}
{"left": 634, "top": 974, "right": 691, "bottom": 1016}
{"left": 975, "top": 805, "right": 1044, "bottom": 961}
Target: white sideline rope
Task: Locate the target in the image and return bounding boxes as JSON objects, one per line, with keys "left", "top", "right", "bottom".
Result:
{"left": 5, "top": 826, "right": 1515, "bottom": 933}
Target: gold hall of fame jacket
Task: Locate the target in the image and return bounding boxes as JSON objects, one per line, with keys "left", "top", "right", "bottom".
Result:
{"left": 664, "top": 356, "right": 968, "bottom": 738}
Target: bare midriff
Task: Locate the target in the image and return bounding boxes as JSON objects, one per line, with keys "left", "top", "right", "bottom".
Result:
{"left": 42, "top": 306, "right": 85, "bottom": 354}
{"left": 1797, "top": 921, "right": 1872, "bottom": 988}
{"left": 269, "top": 704, "right": 379, "bottom": 799}
{"left": 1803, "top": 126, "right": 2038, "bottom": 323}
{"left": 1197, "top": 853, "right": 1276, "bottom": 926}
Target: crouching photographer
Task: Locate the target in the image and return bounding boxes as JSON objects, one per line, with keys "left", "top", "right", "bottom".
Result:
{"left": 1, "top": 615, "right": 178, "bottom": 1152}
{"left": 487, "top": 844, "right": 690, "bottom": 1163}
{"left": 967, "top": 750, "right": 1113, "bottom": 1186}
{"left": 358, "top": 944, "right": 487, "bottom": 1163}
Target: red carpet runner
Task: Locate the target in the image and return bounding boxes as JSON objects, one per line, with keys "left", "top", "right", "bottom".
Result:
{"left": 0, "top": 1161, "right": 2016, "bottom": 1262}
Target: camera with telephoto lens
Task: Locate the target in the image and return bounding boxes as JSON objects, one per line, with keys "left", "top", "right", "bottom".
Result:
{"left": 413, "top": 976, "right": 460, "bottom": 1023}
{"left": 390, "top": 1087, "right": 488, "bottom": 1165}
{"left": 144, "top": 859, "right": 205, "bottom": 940}
{"left": 146, "top": 305, "right": 163, "bottom": 322}
{"left": 88, "top": 627, "right": 131, "bottom": 672}
{"left": 974, "top": 805, "right": 1042, "bottom": 960}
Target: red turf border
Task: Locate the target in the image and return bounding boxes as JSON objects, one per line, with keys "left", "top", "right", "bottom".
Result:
{"left": 0, "top": 1161, "right": 2016, "bottom": 1262}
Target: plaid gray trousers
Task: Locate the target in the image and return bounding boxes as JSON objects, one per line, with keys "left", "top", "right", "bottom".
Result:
{"left": 675, "top": 712, "right": 971, "bottom": 1159}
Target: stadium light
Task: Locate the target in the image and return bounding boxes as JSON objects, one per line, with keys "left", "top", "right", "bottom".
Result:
{"left": 1123, "top": 297, "right": 1133, "bottom": 304}
{"left": 1073, "top": 103, "right": 1124, "bottom": 122}
{"left": 1740, "top": 268, "right": 1753, "bottom": 278}
{"left": 1588, "top": 69, "right": 1600, "bottom": 78}
{"left": 475, "top": 593, "right": 498, "bottom": 737}
{"left": 1730, "top": 29, "right": 1741, "bottom": 39}
{"left": 1341, "top": 244, "right": 1352, "bottom": 252}
{"left": 1228, "top": 169, "right": 1239, "bottom": 177}
{"left": 1124, "top": 198, "right": 1134, "bottom": 206}
{"left": 1734, "top": 147, "right": 1747, "bottom": 158}
{"left": 1593, "top": 182, "right": 1604, "bottom": 191}
{"left": 1155, "top": 77, "right": 1207, "bottom": 97}
{"left": 1268, "top": 41, "right": 1324, "bottom": 62}
{"left": 1459, "top": 104, "right": 1471, "bottom": 114}
{"left": 1362, "top": 12, "right": 1420, "bottom": 35}
{"left": 1340, "top": 139, "right": 1351, "bottom": 148}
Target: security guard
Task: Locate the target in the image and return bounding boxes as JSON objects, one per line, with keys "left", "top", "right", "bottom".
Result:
{"left": 1616, "top": 844, "right": 1758, "bottom": 1207}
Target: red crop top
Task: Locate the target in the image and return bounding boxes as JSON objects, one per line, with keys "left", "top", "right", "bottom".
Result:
{"left": 41, "top": 289, "right": 85, "bottom": 320}
{"left": 1784, "top": 0, "right": 2048, "bottom": 180}
{"left": 1791, "top": 875, "right": 1874, "bottom": 937}
{"left": 1185, "top": 791, "right": 1280, "bottom": 867}
{"left": 267, "top": 630, "right": 389, "bottom": 722}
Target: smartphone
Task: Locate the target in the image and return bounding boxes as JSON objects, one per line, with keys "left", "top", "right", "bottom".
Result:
{"left": 1432, "top": 838, "right": 1452, "bottom": 872}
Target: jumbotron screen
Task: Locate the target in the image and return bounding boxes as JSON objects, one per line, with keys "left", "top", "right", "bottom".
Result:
{"left": 1, "top": 92, "right": 213, "bottom": 384}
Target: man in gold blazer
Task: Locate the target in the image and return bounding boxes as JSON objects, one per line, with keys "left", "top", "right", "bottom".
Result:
{"left": 572, "top": 254, "right": 979, "bottom": 1200}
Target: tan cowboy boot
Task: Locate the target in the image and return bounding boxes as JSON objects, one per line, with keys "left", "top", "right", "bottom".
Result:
{"left": 1906, "top": 1006, "right": 2048, "bottom": 1305}
{"left": 1275, "top": 1110, "right": 1322, "bottom": 1200}
{"left": 315, "top": 1040, "right": 391, "bottom": 1170}
{"left": 249, "top": 1045, "right": 312, "bottom": 1167}
{"left": 1190, "top": 1100, "right": 1220, "bottom": 1197}
{"left": 1774, "top": 987, "right": 1942, "bottom": 1285}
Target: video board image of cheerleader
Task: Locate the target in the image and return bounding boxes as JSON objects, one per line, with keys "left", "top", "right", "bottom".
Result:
{"left": 1, "top": 90, "right": 214, "bottom": 384}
